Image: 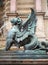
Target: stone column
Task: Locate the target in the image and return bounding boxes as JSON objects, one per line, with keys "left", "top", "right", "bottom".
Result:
{"left": 36, "top": 0, "right": 42, "bottom": 12}
{"left": 45, "top": 0, "right": 48, "bottom": 16}
{"left": 35, "top": 0, "right": 45, "bottom": 41}
{"left": 10, "top": 0, "right": 17, "bottom": 13}
{"left": 6, "top": 0, "right": 18, "bottom": 31}
{"left": 36, "top": 15, "right": 45, "bottom": 41}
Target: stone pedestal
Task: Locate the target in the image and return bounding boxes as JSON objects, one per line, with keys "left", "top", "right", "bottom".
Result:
{"left": 0, "top": 50, "right": 48, "bottom": 65}
{"left": 0, "top": 59, "right": 48, "bottom": 65}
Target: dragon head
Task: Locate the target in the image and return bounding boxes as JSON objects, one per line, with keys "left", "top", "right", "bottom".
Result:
{"left": 11, "top": 17, "right": 22, "bottom": 25}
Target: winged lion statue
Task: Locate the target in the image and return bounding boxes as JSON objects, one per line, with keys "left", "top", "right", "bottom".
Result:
{"left": 5, "top": 8, "right": 48, "bottom": 52}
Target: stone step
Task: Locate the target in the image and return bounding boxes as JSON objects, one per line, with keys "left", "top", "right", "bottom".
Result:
{"left": 0, "top": 55, "right": 48, "bottom": 59}
{"left": 0, "top": 50, "right": 48, "bottom": 59}
{"left": 0, "top": 50, "right": 48, "bottom": 64}
{"left": 0, "top": 59, "right": 48, "bottom": 65}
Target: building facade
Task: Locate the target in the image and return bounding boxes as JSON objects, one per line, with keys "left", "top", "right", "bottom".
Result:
{"left": 0, "top": 0, "right": 48, "bottom": 49}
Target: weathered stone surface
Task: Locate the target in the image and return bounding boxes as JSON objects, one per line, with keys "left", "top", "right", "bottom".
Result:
{"left": 0, "top": 50, "right": 48, "bottom": 59}
{"left": 0, "top": 50, "right": 48, "bottom": 65}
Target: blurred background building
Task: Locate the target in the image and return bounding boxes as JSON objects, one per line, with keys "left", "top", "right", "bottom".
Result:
{"left": 0, "top": 0, "right": 48, "bottom": 49}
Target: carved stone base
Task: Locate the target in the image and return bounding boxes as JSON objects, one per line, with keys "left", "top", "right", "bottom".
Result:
{"left": 0, "top": 59, "right": 48, "bottom": 65}
{"left": 0, "top": 50, "right": 48, "bottom": 65}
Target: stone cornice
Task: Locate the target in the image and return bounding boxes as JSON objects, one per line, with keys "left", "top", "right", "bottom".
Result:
{"left": 36, "top": 12, "right": 45, "bottom": 16}
{"left": 36, "top": 12, "right": 48, "bottom": 20}
{"left": 44, "top": 16, "right": 48, "bottom": 20}
{"left": 0, "top": 36, "right": 6, "bottom": 41}
{"left": 6, "top": 13, "right": 18, "bottom": 17}
{"left": 6, "top": 12, "right": 48, "bottom": 20}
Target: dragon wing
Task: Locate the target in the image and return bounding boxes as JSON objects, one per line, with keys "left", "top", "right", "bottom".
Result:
{"left": 14, "top": 8, "right": 37, "bottom": 42}
{"left": 22, "top": 8, "right": 37, "bottom": 34}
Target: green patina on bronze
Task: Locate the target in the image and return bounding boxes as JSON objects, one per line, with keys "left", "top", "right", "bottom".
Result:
{"left": 4, "top": 8, "right": 48, "bottom": 54}
{"left": 0, "top": 0, "right": 3, "bottom": 7}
